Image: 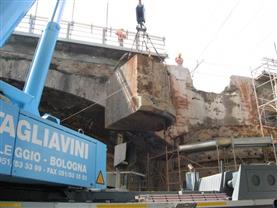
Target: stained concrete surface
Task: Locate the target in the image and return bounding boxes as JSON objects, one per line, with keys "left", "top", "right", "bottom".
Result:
{"left": 167, "top": 66, "right": 259, "bottom": 140}
{"left": 105, "top": 54, "right": 175, "bottom": 131}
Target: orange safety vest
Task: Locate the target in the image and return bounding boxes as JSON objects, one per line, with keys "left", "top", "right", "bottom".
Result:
{"left": 116, "top": 30, "right": 127, "bottom": 40}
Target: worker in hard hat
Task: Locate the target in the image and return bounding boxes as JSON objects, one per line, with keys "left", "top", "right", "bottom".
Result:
{"left": 175, "top": 53, "right": 183, "bottom": 66}
{"left": 115, "top": 28, "right": 127, "bottom": 47}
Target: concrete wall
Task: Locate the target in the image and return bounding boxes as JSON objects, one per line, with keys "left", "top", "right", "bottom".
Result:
{"left": 0, "top": 34, "right": 119, "bottom": 106}
{"left": 167, "top": 65, "right": 259, "bottom": 140}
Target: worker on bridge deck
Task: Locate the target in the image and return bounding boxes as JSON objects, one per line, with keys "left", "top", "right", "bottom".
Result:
{"left": 116, "top": 28, "right": 127, "bottom": 46}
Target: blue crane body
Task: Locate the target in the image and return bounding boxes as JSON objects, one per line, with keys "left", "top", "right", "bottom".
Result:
{"left": 0, "top": 0, "right": 106, "bottom": 189}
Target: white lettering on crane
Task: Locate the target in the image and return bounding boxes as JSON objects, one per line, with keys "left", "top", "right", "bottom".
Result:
{"left": 0, "top": 111, "right": 89, "bottom": 160}
{"left": 17, "top": 119, "right": 31, "bottom": 142}
{"left": 0, "top": 112, "right": 15, "bottom": 138}
{"left": 50, "top": 156, "right": 87, "bottom": 173}
{"left": 48, "top": 132, "right": 61, "bottom": 151}
{"left": 32, "top": 124, "right": 42, "bottom": 146}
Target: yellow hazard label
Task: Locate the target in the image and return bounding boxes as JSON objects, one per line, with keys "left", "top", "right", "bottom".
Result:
{"left": 197, "top": 201, "right": 226, "bottom": 207}
{"left": 0, "top": 203, "right": 21, "bottom": 208}
{"left": 97, "top": 204, "right": 146, "bottom": 208}
{"left": 96, "top": 170, "right": 105, "bottom": 185}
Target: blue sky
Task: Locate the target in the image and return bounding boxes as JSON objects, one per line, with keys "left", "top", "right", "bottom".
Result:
{"left": 28, "top": 0, "right": 277, "bottom": 92}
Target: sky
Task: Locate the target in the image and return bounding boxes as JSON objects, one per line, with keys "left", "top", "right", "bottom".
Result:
{"left": 27, "top": 0, "right": 277, "bottom": 93}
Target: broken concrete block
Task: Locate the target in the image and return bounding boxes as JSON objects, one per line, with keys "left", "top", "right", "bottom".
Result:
{"left": 105, "top": 54, "right": 175, "bottom": 131}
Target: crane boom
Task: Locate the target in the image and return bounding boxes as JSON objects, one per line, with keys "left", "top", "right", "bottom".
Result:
{"left": 0, "top": 0, "right": 36, "bottom": 47}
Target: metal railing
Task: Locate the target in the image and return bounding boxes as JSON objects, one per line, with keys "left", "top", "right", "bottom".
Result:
{"left": 15, "top": 15, "right": 166, "bottom": 56}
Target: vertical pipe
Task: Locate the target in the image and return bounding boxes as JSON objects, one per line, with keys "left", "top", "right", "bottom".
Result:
{"left": 232, "top": 138, "right": 237, "bottom": 170}
{"left": 66, "top": 22, "right": 71, "bottom": 39}
{"left": 193, "top": 169, "right": 197, "bottom": 191}
{"left": 220, "top": 160, "right": 224, "bottom": 173}
{"left": 165, "top": 145, "right": 169, "bottom": 191}
{"left": 23, "top": 0, "right": 66, "bottom": 115}
{"left": 271, "top": 135, "right": 277, "bottom": 165}
{"left": 102, "top": 28, "right": 106, "bottom": 44}
{"left": 222, "top": 148, "right": 226, "bottom": 169}
{"left": 115, "top": 168, "right": 121, "bottom": 189}
{"left": 29, "top": 15, "right": 35, "bottom": 33}
{"left": 71, "top": 0, "right": 76, "bottom": 22}
{"left": 34, "top": 0, "right": 39, "bottom": 17}
{"left": 147, "top": 153, "right": 150, "bottom": 190}
{"left": 251, "top": 70, "right": 265, "bottom": 137}
{"left": 216, "top": 144, "right": 220, "bottom": 172}
{"left": 115, "top": 133, "right": 123, "bottom": 189}
{"left": 177, "top": 147, "right": 182, "bottom": 190}
{"left": 106, "top": 0, "right": 109, "bottom": 28}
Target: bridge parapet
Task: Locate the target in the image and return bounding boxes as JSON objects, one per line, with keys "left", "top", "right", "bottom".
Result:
{"left": 15, "top": 15, "right": 167, "bottom": 57}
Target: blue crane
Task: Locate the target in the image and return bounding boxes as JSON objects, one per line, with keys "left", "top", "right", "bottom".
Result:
{"left": 0, "top": 0, "right": 106, "bottom": 189}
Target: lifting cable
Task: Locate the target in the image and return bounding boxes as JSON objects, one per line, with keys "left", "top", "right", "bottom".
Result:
{"left": 131, "top": 29, "right": 164, "bottom": 62}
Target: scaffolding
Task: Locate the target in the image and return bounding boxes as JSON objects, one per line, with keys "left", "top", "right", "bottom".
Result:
{"left": 146, "top": 137, "right": 277, "bottom": 191}
{"left": 251, "top": 58, "right": 277, "bottom": 136}
{"left": 146, "top": 146, "right": 187, "bottom": 191}
{"left": 146, "top": 143, "right": 231, "bottom": 191}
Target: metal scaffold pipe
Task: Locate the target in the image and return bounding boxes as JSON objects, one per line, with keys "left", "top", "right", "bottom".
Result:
{"left": 178, "top": 138, "right": 232, "bottom": 153}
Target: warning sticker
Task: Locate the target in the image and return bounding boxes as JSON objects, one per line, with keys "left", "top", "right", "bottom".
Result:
{"left": 0, "top": 203, "right": 21, "bottom": 208}
{"left": 96, "top": 170, "right": 105, "bottom": 185}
